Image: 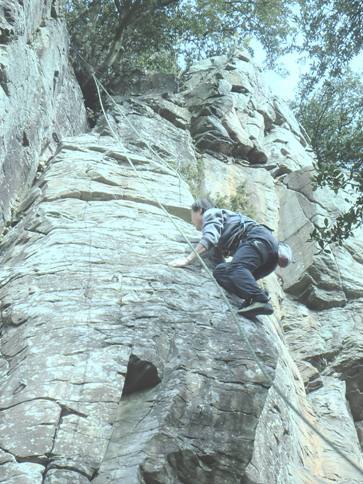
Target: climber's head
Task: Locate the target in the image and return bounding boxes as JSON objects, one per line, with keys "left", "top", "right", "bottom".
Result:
{"left": 191, "top": 198, "right": 214, "bottom": 230}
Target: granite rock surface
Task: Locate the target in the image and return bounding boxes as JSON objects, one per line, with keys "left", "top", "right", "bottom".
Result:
{"left": 0, "top": 19, "right": 362, "bottom": 482}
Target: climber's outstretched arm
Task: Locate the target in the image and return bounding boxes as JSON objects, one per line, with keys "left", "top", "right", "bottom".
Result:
{"left": 169, "top": 243, "right": 207, "bottom": 268}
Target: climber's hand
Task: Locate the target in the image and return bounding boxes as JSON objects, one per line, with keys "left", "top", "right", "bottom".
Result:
{"left": 168, "top": 257, "right": 190, "bottom": 268}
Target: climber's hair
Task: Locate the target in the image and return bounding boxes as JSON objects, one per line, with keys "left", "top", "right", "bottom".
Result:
{"left": 191, "top": 198, "right": 215, "bottom": 214}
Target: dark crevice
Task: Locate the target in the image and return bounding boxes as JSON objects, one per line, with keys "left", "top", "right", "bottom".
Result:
{"left": 71, "top": 59, "right": 99, "bottom": 127}
{"left": 337, "top": 361, "right": 363, "bottom": 423}
{"left": 0, "top": 28, "right": 13, "bottom": 45}
{"left": 122, "top": 354, "right": 161, "bottom": 396}
{"left": 50, "top": 1, "right": 58, "bottom": 19}
{"left": 44, "top": 190, "right": 190, "bottom": 221}
{"left": 0, "top": 396, "right": 61, "bottom": 412}
{"left": 0, "top": 5, "right": 16, "bottom": 42}
{"left": 53, "top": 70, "right": 59, "bottom": 92}
{"left": 0, "top": 64, "right": 10, "bottom": 96}
{"left": 141, "top": 471, "right": 163, "bottom": 484}
{"left": 59, "top": 404, "right": 88, "bottom": 419}
{"left": 13, "top": 382, "right": 26, "bottom": 395}
{"left": 247, "top": 147, "right": 268, "bottom": 164}
{"left": 89, "top": 357, "right": 160, "bottom": 479}
{"left": 52, "top": 131, "right": 60, "bottom": 144}
{"left": 4, "top": 6, "right": 15, "bottom": 25}
{"left": 90, "top": 468, "right": 99, "bottom": 481}
{"left": 284, "top": 181, "right": 327, "bottom": 213}
{"left": 22, "top": 131, "right": 30, "bottom": 147}
{"left": 304, "top": 350, "right": 340, "bottom": 373}
{"left": 0, "top": 444, "right": 16, "bottom": 458}
{"left": 16, "top": 455, "right": 48, "bottom": 466}
{"left": 231, "top": 84, "right": 249, "bottom": 94}
{"left": 272, "top": 165, "right": 292, "bottom": 177}
{"left": 42, "top": 464, "right": 92, "bottom": 483}
{"left": 1, "top": 345, "right": 28, "bottom": 365}
{"left": 155, "top": 108, "right": 188, "bottom": 130}
{"left": 0, "top": 447, "right": 48, "bottom": 472}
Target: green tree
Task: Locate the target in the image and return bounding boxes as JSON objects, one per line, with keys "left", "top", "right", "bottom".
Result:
{"left": 64, "top": 0, "right": 362, "bottom": 95}
{"left": 295, "top": 73, "right": 363, "bottom": 246}
{"left": 173, "top": 0, "right": 295, "bottom": 65}
{"left": 293, "top": 1, "right": 362, "bottom": 246}
{"left": 64, "top": 0, "right": 181, "bottom": 109}
{"left": 64, "top": 0, "right": 294, "bottom": 104}
{"left": 296, "top": 0, "right": 363, "bottom": 92}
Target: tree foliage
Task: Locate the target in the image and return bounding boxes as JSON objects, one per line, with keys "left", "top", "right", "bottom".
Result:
{"left": 292, "top": 1, "right": 362, "bottom": 246}
{"left": 64, "top": 1, "right": 362, "bottom": 92}
{"left": 295, "top": 74, "right": 363, "bottom": 246}
{"left": 297, "top": 0, "right": 363, "bottom": 92}
{"left": 64, "top": 0, "right": 294, "bottom": 100}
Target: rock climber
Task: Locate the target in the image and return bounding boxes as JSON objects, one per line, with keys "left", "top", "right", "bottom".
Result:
{"left": 169, "top": 198, "right": 279, "bottom": 316}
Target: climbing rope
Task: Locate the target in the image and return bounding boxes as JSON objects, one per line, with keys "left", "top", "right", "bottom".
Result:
{"left": 75, "top": 51, "right": 363, "bottom": 477}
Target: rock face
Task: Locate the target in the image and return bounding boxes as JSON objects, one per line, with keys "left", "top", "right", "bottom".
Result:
{"left": 0, "top": 12, "right": 362, "bottom": 483}
{"left": 0, "top": 0, "right": 87, "bottom": 233}
{"left": 0, "top": 133, "right": 279, "bottom": 482}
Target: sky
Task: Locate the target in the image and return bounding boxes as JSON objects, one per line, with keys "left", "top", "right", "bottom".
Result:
{"left": 251, "top": 39, "right": 363, "bottom": 102}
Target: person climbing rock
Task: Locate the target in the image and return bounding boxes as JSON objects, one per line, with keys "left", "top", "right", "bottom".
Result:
{"left": 169, "top": 198, "right": 279, "bottom": 316}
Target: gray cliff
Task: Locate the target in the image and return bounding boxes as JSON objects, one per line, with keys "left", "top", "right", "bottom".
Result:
{"left": 0, "top": 2, "right": 362, "bottom": 483}
{"left": 0, "top": 0, "right": 87, "bottom": 233}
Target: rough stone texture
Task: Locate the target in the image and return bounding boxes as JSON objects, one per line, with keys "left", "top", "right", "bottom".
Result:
{"left": 0, "top": 133, "right": 278, "bottom": 482}
{"left": 199, "top": 154, "right": 280, "bottom": 232}
{"left": 97, "top": 97, "right": 197, "bottom": 181}
{"left": 277, "top": 168, "right": 363, "bottom": 309}
{"left": 1, "top": 41, "right": 363, "bottom": 483}
{"left": 180, "top": 49, "right": 314, "bottom": 169}
{"left": 0, "top": 0, "right": 87, "bottom": 233}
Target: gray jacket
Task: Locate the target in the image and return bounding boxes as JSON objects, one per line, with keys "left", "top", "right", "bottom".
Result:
{"left": 199, "top": 208, "right": 267, "bottom": 256}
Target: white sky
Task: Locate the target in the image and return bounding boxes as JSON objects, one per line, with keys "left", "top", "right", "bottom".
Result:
{"left": 251, "top": 39, "right": 363, "bottom": 102}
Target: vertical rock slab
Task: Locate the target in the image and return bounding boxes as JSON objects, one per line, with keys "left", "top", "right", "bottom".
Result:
{"left": 0, "top": 131, "right": 278, "bottom": 482}
{"left": 308, "top": 377, "right": 363, "bottom": 482}
{"left": 0, "top": 0, "right": 87, "bottom": 232}
{"left": 277, "top": 167, "right": 362, "bottom": 309}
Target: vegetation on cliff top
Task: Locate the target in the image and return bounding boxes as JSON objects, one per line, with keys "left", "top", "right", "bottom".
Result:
{"left": 64, "top": 0, "right": 362, "bottom": 245}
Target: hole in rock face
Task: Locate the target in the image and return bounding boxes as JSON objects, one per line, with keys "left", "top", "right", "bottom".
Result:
{"left": 16, "top": 455, "right": 49, "bottom": 466}
{"left": 13, "top": 382, "right": 26, "bottom": 394}
{"left": 0, "top": 6, "right": 16, "bottom": 44}
{"left": 122, "top": 354, "right": 161, "bottom": 396}
{"left": 22, "top": 131, "right": 29, "bottom": 147}
{"left": 52, "top": 132, "right": 60, "bottom": 143}
{"left": 53, "top": 69, "right": 59, "bottom": 92}
{"left": 71, "top": 65, "right": 100, "bottom": 128}
{"left": 50, "top": 0, "right": 58, "bottom": 19}
{"left": 4, "top": 7, "right": 15, "bottom": 25}
{"left": 0, "top": 64, "right": 10, "bottom": 95}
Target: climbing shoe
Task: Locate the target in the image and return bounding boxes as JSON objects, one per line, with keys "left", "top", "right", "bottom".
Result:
{"left": 237, "top": 300, "right": 274, "bottom": 316}
{"left": 238, "top": 290, "right": 270, "bottom": 310}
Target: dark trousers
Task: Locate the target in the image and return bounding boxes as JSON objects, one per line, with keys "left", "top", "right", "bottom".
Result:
{"left": 213, "top": 230, "right": 278, "bottom": 303}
